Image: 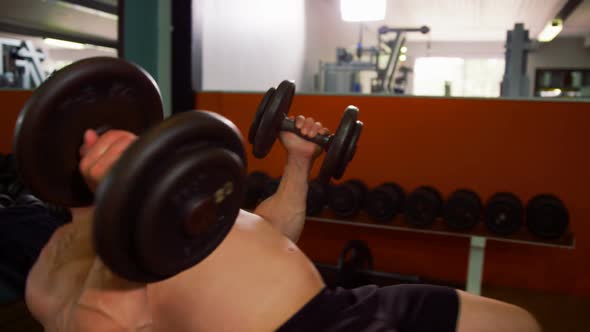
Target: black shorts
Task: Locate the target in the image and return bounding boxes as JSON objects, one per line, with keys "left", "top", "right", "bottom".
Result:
{"left": 277, "top": 284, "right": 459, "bottom": 332}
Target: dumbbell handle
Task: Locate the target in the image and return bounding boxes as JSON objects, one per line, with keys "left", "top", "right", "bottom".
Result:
{"left": 281, "top": 117, "right": 331, "bottom": 147}
{"left": 95, "top": 125, "right": 112, "bottom": 136}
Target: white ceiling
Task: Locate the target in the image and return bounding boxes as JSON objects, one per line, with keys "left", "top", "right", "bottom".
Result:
{"left": 563, "top": 0, "right": 590, "bottom": 36}
{"left": 0, "top": 0, "right": 587, "bottom": 44}
{"left": 364, "top": 0, "right": 590, "bottom": 41}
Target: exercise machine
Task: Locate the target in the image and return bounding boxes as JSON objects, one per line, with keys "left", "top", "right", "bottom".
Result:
{"left": 0, "top": 38, "right": 47, "bottom": 89}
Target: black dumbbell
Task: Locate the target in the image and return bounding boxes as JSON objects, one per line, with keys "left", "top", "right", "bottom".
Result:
{"left": 405, "top": 186, "right": 443, "bottom": 227}
{"left": 443, "top": 189, "right": 482, "bottom": 230}
{"left": 328, "top": 179, "right": 368, "bottom": 218}
{"left": 243, "top": 172, "right": 271, "bottom": 209}
{"left": 336, "top": 240, "right": 373, "bottom": 288}
{"left": 14, "top": 58, "right": 164, "bottom": 207}
{"left": 14, "top": 57, "right": 247, "bottom": 282}
{"left": 249, "top": 80, "right": 363, "bottom": 184}
{"left": 484, "top": 193, "right": 523, "bottom": 236}
{"left": 307, "top": 179, "right": 328, "bottom": 216}
{"left": 526, "top": 194, "right": 569, "bottom": 240}
{"left": 365, "top": 182, "right": 405, "bottom": 223}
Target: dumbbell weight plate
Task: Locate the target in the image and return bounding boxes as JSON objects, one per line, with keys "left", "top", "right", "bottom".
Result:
{"left": 405, "top": 186, "right": 442, "bottom": 227}
{"left": 319, "top": 107, "right": 359, "bottom": 183}
{"left": 443, "top": 189, "right": 482, "bottom": 230}
{"left": 366, "top": 182, "right": 405, "bottom": 223}
{"left": 333, "top": 120, "right": 363, "bottom": 181}
{"left": 307, "top": 180, "right": 327, "bottom": 216}
{"left": 248, "top": 88, "right": 275, "bottom": 146}
{"left": 94, "top": 111, "right": 246, "bottom": 282}
{"left": 328, "top": 179, "right": 367, "bottom": 218}
{"left": 251, "top": 81, "right": 295, "bottom": 158}
{"left": 263, "top": 177, "right": 280, "bottom": 199}
{"left": 484, "top": 193, "right": 523, "bottom": 236}
{"left": 526, "top": 194, "right": 569, "bottom": 239}
{"left": 14, "top": 57, "right": 164, "bottom": 207}
{"left": 243, "top": 172, "right": 271, "bottom": 209}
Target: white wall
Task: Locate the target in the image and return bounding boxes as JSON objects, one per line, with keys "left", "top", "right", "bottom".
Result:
{"left": 302, "top": 0, "right": 363, "bottom": 92}
{"left": 201, "top": 0, "right": 306, "bottom": 91}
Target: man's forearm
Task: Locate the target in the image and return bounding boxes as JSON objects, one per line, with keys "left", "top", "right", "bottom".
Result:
{"left": 253, "top": 155, "right": 311, "bottom": 242}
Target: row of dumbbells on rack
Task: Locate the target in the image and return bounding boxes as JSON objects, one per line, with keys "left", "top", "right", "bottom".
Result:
{"left": 244, "top": 172, "right": 569, "bottom": 241}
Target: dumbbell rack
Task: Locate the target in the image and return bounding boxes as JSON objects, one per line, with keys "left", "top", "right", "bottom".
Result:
{"left": 306, "top": 210, "right": 575, "bottom": 295}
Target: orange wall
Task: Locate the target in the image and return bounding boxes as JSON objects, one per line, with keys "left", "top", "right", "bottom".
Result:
{"left": 0, "top": 91, "right": 32, "bottom": 153}
{"left": 196, "top": 92, "right": 590, "bottom": 296}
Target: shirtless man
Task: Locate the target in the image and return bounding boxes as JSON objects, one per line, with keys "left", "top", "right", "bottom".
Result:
{"left": 24, "top": 115, "right": 541, "bottom": 332}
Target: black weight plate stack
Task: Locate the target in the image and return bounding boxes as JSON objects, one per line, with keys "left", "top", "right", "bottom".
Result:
{"left": 484, "top": 192, "right": 523, "bottom": 236}
{"left": 405, "top": 186, "right": 442, "bottom": 227}
{"left": 443, "top": 189, "right": 482, "bottom": 230}
{"left": 307, "top": 179, "right": 327, "bottom": 216}
{"left": 14, "top": 57, "right": 164, "bottom": 206}
{"left": 94, "top": 111, "right": 246, "bottom": 282}
{"left": 328, "top": 179, "right": 368, "bottom": 218}
{"left": 526, "top": 194, "right": 569, "bottom": 240}
{"left": 365, "top": 182, "right": 405, "bottom": 223}
{"left": 252, "top": 81, "right": 295, "bottom": 158}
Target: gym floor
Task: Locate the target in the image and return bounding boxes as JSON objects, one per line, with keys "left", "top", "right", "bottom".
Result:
{"left": 482, "top": 286, "right": 590, "bottom": 332}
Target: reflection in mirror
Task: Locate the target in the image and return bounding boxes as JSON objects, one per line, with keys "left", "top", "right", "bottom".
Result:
{"left": 0, "top": 0, "right": 118, "bottom": 89}
{"left": 0, "top": 33, "right": 117, "bottom": 89}
{"left": 198, "top": 0, "right": 590, "bottom": 99}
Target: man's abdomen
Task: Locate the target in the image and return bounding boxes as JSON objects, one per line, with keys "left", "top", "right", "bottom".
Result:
{"left": 148, "top": 211, "right": 325, "bottom": 332}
